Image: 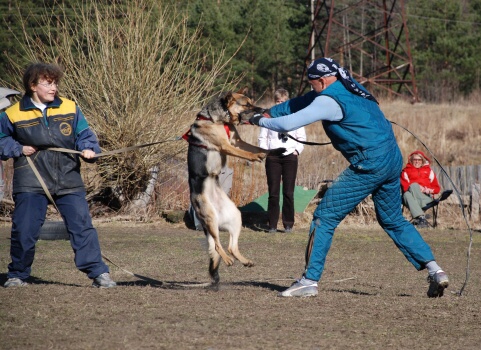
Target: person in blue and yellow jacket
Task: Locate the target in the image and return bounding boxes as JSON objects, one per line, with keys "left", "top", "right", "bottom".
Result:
{"left": 0, "top": 63, "right": 116, "bottom": 288}
{"left": 249, "top": 57, "right": 449, "bottom": 299}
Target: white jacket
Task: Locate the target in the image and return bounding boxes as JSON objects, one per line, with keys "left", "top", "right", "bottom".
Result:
{"left": 258, "top": 126, "right": 306, "bottom": 156}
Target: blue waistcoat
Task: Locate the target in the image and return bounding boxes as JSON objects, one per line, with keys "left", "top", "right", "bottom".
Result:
{"left": 321, "top": 81, "right": 397, "bottom": 165}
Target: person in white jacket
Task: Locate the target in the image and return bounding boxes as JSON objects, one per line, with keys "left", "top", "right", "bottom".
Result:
{"left": 258, "top": 88, "right": 306, "bottom": 233}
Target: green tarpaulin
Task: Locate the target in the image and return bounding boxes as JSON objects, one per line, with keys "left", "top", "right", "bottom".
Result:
{"left": 239, "top": 186, "right": 318, "bottom": 213}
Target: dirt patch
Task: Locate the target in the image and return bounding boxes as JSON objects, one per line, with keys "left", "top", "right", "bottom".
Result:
{"left": 0, "top": 220, "right": 480, "bottom": 349}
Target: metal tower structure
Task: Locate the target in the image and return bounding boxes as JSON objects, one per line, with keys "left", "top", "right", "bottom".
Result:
{"left": 299, "top": 0, "right": 418, "bottom": 102}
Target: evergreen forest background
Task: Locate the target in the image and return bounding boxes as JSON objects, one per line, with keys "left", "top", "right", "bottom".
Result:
{"left": 1, "top": 0, "right": 481, "bottom": 102}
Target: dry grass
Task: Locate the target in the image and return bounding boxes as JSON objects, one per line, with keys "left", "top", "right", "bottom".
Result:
{"left": 384, "top": 100, "right": 481, "bottom": 165}
{"left": 237, "top": 98, "right": 481, "bottom": 183}
{"left": 1, "top": 223, "right": 480, "bottom": 349}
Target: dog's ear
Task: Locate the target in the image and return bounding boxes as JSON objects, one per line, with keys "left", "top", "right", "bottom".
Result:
{"left": 236, "top": 86, "right": 249, "bottom": 96}
{"left": 222, "top": 91, "right": 234, "bottom": 108}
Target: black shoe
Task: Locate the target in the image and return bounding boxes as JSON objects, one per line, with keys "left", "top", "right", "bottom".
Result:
{"left": 267, "top": 228, "right": 277, "bottom": 233}
{"left": 415, "top": 216, "right": 429, "bottom": 229}
{"left": 284, "top": 227, "right": 293, "bottom": 233}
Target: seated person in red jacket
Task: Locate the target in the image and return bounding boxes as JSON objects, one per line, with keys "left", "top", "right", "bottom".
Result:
{"left": 400, "top": 150, "right": 440, "bottom": 228}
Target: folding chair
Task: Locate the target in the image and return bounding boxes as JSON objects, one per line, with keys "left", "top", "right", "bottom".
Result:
{"left": 421, "top": 190, "right": 453, "bottom": 227}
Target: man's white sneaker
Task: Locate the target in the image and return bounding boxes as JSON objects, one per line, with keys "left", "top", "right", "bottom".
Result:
{"left": 4, "top": 278, "right": 28, "bottom": 288}
{"left": 278, "top": 277, "right": 318, "bottom": 297}
{"left": 427, "top": 270, "right": 449, "bottom": 298}
{"left": 92, "top": 273, "right": 117, "bottom": 288}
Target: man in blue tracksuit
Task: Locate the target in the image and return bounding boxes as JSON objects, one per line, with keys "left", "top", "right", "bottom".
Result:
{"left": 0, "top": 63, "right": 116, "bottom": 288}
{"left": 249, "top": 57, "right": 448, "bottom": 298}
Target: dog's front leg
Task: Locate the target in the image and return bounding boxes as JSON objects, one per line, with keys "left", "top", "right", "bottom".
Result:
{"left": 228, "top": 125, "right": 269, "bottom": 154}
{"left": 219, "top": 142, "right": 268, "bottom": 162}
{"left": 227, "top": 126, "right": 286, "bottom": 159}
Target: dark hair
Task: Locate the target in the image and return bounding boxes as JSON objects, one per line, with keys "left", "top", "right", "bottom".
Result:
{"left": 23, "top": 63, "right": 63, "bottom": 97}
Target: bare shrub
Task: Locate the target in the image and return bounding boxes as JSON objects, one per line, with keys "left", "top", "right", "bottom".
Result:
{"left": 2, "top": 0, "right": 240, "bottom": 213}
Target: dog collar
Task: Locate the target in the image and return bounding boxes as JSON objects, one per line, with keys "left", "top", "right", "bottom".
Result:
{"left": 196, "top": 109, "right": 233, "bottom": 123}
{"left": 182, "top": 123, "right": 231, "bottom": 148}
{"left": 194, "top": 114, "right": 231, "bottom": 138}
{"left": 223, "top": 124, "right": 230, "bottom": 138}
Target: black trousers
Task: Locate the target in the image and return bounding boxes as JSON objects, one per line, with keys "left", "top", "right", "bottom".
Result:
{"left": 265, "top": 153, "right": 298, "bottom": 229}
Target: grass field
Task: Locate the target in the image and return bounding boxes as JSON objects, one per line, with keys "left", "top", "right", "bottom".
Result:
{"left": 1, "top": 219, "right": 480, "bottom": 349}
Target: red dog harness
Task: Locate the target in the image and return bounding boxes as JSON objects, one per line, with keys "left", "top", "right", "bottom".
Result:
{"left": 182, "top": 114, "right": 230, "bottom": 148}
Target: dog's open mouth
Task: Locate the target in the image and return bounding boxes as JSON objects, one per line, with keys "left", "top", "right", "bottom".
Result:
{"left": 238, "top": 110, "right": 264, "bottom": 125}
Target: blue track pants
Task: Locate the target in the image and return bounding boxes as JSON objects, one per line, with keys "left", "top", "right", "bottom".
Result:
{"left": 305, "top": 147, "right": 435, "bottom": 281}
{"left": 7, "top": 192, "right": 109, "bottom": 280}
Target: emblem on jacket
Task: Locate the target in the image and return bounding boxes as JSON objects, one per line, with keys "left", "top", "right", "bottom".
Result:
{"left": 59, "top": 122, "right": 72, "bottom": 136}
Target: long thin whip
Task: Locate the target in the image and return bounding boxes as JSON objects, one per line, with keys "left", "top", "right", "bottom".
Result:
{"left": 390, "top": 120, "right": 473, "bottom": 296}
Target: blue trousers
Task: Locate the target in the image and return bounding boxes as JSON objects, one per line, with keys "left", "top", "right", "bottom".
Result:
{"left": 305, "top": 147, "right": 435, "bottom": 281}
{"left": 7, "top": 192, "right": 109, "bottom": 280}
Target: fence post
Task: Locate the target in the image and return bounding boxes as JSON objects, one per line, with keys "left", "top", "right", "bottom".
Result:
{"left": 472, "top": 183, "right": 480, "bottom": 223}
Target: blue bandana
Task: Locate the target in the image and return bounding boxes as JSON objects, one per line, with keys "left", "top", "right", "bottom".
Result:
{"left": 307, "top": 57, "right": 378, "bottom": 103}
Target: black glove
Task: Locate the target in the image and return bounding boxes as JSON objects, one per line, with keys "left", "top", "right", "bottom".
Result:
{"left": 249, "top": 114, "right": 264, "bottom": 126}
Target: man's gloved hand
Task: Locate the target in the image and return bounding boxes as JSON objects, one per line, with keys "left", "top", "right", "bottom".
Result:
{"left": 249, "top": 113, "right": 264, "bottom": 126}
{"left": 249, "top": 110, "right": 271, "bottom": 125}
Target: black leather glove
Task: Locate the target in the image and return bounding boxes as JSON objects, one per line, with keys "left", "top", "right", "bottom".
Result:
{"left": 260, "top": 108, "right": 271, "bottom": 115}
{"left": 249, "top": 114, "right": 264, "bottom": 126}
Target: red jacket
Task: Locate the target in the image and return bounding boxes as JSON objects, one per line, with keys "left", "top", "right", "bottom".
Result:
{"left": 400, "top": 150, "right": 440, "bottom": 195}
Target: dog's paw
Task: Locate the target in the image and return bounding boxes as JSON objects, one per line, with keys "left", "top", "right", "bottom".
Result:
{"left": 243, "top": 260, "right": 254, "bottom": 267}
{"left": 268, "top": 147, "right": 287, "bottom": 156}
{"left": 251, "top": 152, "right": 268, "bottom": 162}
{"left": 222, "top": 255, "right": 235, "bottom": 266}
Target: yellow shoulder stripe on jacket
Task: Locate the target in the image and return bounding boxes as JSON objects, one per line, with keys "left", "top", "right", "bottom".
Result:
{"left": 6, "top": 97, "right": 76, "bottom": 123}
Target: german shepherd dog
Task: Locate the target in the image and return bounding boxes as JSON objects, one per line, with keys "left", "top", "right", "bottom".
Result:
{"left": 185, "top": 89, "right": 285, "bottom": 285}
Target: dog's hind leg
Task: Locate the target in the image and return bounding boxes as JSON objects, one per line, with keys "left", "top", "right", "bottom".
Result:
{"left": 228, "top": 233, "right": 254, "bottom": 267}
{"left": 223, "top": 206, "right": 254, "bottom": 267}
{"left": 200, "top": 213, "right": 235, "bottom": 267}
{"left": 205, "top": 232, "right": 222, "bottom": 284}
{"left": 196, "top": 183, "right": 235, "bottom": 267}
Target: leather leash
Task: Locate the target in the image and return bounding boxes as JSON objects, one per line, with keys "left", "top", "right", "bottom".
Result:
{"left": 285, "top": 133, "right": 331, "bottom": 146}
{"left": 27, "top": 137, "right": 181, "bottom": 211}
{"left": 47, "top": 137, "right": 181, "bottom": 158}
{"left": 26, "top": 156, "right": 60, "bottom": 213}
